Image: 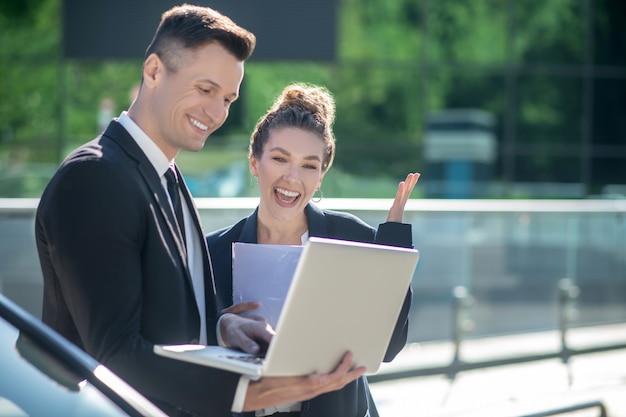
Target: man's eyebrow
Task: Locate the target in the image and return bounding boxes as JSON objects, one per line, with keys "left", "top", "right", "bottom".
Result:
{"left": 198, "top": 78, "right": 220, "bottom": 88}
{"left": 198, "top": 79, "right": 239, "bottom": 100}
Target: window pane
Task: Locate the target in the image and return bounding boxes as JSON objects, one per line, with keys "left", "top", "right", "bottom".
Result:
{"left": 515, "top": 0, "right": 585, "bottom": 64}
{"left": 516, "top": 75, "right": 582, "bottom": 146}
{"left": 592, "top": 78, "right": 626, "bottom": 146}
{"left": 422, "top": 72, "right": 504, "bottom": 198}
{"left": 427, "top": 0, "right": 508, "bottom": 65}
{"left": 514, "top": 155, "right": 582, "bottom": 187}
{"left": 594, "top": 0, "right": 626, "bottom": 66}
{"left": 591, "top": 158, "right": 626, "bottom": 195}
{"left": 331, "top": 65, "right": 422, "bottom": 180}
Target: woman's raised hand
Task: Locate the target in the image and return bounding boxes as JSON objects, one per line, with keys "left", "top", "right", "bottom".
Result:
{"left": 386, "top": 173, "right": 420, "bottom": 223}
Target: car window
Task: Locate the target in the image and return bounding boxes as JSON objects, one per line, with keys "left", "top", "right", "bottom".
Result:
{"left": 0, "top": 317, "right": 131, "bottom": 417}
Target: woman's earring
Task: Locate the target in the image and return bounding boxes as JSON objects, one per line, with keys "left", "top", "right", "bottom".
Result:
{"left": 312, "top": 189, "right": 323, "bottom": 203}
{"left": 250, "top": 176, "right": 258, "bottom": 189}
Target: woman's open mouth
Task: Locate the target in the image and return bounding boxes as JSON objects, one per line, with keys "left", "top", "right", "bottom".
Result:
{"left": 275, "top": 187, "right": 300, "bottom": 204}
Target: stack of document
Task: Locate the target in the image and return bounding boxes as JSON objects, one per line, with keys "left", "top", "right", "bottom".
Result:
{"left": 232, "top": 242, "right": 303, "bottom": 329}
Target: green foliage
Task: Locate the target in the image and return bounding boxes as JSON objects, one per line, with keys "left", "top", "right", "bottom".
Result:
{"left": 426, "top": 0, "right": 508, "bottom": 64}
{"left": 176, "top": 145, "right": 249, "bottom": 178}
{"left": 333, "top": 0, "right": 509, "bottom": 179}
{"left": 340, "top": 0, "right": 423, "bottom": 60}
{"left": 1, "top": 0, "right": 624, "bottom": 198}
{"left": 515, "top": 0, "right": 584, "bottom": 63}
{"left": 63, "top": 60, "right": 142, "bottom": 142}
{"left": 0, "top": 0, "right": 60, "bottom": 147}
{"left": 243, "top": 63, "right": 335, "bottom": 132}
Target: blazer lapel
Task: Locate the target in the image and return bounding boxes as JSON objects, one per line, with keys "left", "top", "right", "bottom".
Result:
{"left": 141, "top": 165, "right": 189, "bottom": 271}
{"left": 306, "top": 203, "right": 329, "bottom": 237}
{"left": 151, "top": 168, "right": 189, "bottom": 266}
{"left": 239, "top": 209, "right": 260, "bottom": 243}
{"left": 103, "top": 122, "right": 190, "bottom": 276}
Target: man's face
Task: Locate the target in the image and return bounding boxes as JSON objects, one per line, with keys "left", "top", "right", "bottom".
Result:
{"left": 146, "top": 42, "right": 244, "bottom": 159}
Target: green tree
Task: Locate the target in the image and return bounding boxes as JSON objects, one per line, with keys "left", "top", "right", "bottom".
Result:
{"left": 2, "top": 0, "right": 624, "bottom": 197}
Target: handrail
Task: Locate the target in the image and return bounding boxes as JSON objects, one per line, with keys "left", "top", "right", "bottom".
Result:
{"left": 369, "top": 282, "right": 626, "bottom": 384}
{"left": 0, "top": 198, "right": 40, "bottom": 214}
{"left": 367, "top": 341, "right": 626, "bottom": 383}
{"left": 193, "top": 197, "right": 626, "bottom": 213}
{"left": 3, "top": 197, "right": 626, "bottom": 390}
{"left": 3, "top": 197, "right": 626, "bottom": 213}
{"left": 516, "top": 399, "right": 607, "bottom": 417}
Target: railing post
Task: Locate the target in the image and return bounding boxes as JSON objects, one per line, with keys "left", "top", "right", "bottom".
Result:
{"left": 451, "top": 286, "right": 474, "bottom": 370}
{"left": 558, "top": 278, "right": 579, "bottom": 384}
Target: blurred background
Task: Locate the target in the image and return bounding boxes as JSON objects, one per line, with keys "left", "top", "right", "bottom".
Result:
{"left": 1, "top": 0, "right": 626, "bottom": 415}
{"left": 2, "top": 0, "right": 625, "bottom": 199}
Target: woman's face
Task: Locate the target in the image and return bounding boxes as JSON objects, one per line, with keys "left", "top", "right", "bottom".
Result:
{"left": 251, "top": 127, "right": 326, "bottom": 221}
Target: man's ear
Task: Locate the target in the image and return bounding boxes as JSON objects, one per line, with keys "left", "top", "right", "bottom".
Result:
{"left": 142, "top": 53, "right": 162, "bottom": 88}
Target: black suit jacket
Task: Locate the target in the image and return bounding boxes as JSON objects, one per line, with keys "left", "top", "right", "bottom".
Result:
{"left": 206, "top": 203, "right": 414, "bottom": 417}
{"left": 35, "top": 120, "right": 240, "bottom": 417}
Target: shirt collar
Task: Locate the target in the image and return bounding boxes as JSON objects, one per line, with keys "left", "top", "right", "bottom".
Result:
{"left": 118, "top": 111, "right": 172, "bottom": 177}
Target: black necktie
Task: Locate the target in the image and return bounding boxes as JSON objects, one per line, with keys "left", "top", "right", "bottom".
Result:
{"left": 164, "top": 168, "right": 187, "bottom": 246}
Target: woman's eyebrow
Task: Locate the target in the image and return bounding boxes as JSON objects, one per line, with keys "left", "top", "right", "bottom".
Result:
{"left": 268, "top": 147, "right": 321, "bottom": 161}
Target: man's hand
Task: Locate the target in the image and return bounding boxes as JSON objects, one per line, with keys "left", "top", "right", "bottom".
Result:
{"left": 242, "top": 352, "right": 366, "bottom": 411}
{"left": 222, "top": 301, "right": 261, "bottom": 315}
{"left": 222, "top": 301, "right": 267, "bottom": 322}
{"left": 386, "top": 172, "right": 420, "bottom": 223}
{"left": 219, "top": 312, "right": 274, "bottom": 354}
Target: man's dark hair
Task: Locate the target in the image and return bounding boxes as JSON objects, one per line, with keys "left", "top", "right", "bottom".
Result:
{"left": 145, "top": 3, "right": 256, "bottom": 72}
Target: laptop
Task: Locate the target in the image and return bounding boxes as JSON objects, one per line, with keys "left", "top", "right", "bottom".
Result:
{"left": 154, "top": 236, "right": 419, "bottom": 377}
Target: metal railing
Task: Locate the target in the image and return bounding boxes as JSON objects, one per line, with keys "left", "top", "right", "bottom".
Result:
{"left": 517, "top": 400, "right": 607, "bottom": 417}
{"left": 369, "top": 278, "right": 626, "bottom": 383}
{"left": 2, "top": 197, "right": 626, "bottom": 368}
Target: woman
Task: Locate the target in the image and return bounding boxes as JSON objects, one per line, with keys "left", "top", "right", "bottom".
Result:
{"left": 207, "top": 83, "right": 419, "bottom": 417}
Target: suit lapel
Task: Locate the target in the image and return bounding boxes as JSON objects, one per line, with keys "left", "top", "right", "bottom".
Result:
{"left": 103, "top": 122, "right": 190, "bottom": 279}
{"left": 139, "top": 163, "right": 189, "bottom": 272}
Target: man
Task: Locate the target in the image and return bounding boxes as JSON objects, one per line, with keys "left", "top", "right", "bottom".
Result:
{"left": 35, "top": 5, "right": 363, "bottom": 417}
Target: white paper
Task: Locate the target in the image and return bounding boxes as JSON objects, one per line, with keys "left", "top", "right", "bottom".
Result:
{"left": 232, "top": 242, "right": 303, "bottom": 329}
